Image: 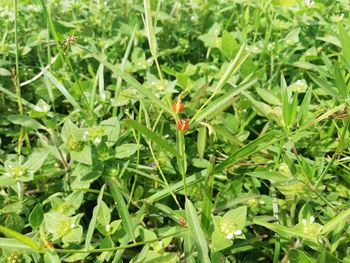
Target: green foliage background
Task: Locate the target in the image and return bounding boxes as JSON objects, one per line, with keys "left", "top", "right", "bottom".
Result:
{"left": 0, "top": 0, "right": 350, "bottom": 262}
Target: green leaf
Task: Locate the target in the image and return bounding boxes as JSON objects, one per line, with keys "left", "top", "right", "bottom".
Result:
{"left": 44, "top": 250, "right": 61, "bottom": 263}
{"left": 85, "top": 184, "right": 105, "bottom": 250}
{"left": 253, "top": 219, "right": 317, "bottom": 242}
{"left": 221, "top": 30, "right": 238, "bottom": 58}
{"left": 185, "top": 199, "right": 211, "bottom": 263}
{"left": 0, "top": 224, "right": 40, "bottom": 251}
{"left": 0, "top": 238, "right": 35, "bottom": 251}
{"left": 71, "top": 145, "right": 92, "bottom": 165}
{"left": 107, "top": 177, "right": 135, "bottom": 241}
{"left": 100, "top": 117, "right": 120, "bottom": 146}
{"left": 216, "top": 131, "right": 280, "bottom": 172}
{"left": 334, "top": 63, "right": 347, "bottom": 100}
{"left": 8, "top": 115, "right": 46, "bottom": 130}
{"left": 321, "top": 207, "right": 350, "bottom": 235}
{"left": 115, "top": 143, "right": 142, "bottom": 159}
{"left": 197, "top": 126, "right": 207, "bottom": 160}
{"left": 76, "top": 45, "right": 173, "bottom": 116}
{"left": 23, "top": 150, "right": 49, "bottom": 173}
{"left": 339, "top": 25, "right": 350, "bottom": 70}
{"left": 97, "top": 200, "right": 111, "bottom": 226}
{"left": 191, "top": 77, "right": 258, "bottom": 126}
{"left": 224, "top": 206, "right": 247, "bottom": 230}
{"left": 124, "top": 119, "right": 180, "bottom": 158}
{"left": 29, "top": 204, "right": 44, "bottom": 229}
{"left": 42, "top": 68, "right": 81, "bottom": 110}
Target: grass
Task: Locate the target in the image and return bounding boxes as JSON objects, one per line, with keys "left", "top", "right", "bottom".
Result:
{"left": 0, "top": 0, "right": 350, "bottom": 262}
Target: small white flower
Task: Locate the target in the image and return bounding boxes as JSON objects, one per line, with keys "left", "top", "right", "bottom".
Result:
{"left": 225, "top": 233, "right": 234, "bottom": 240}
{"left": 158, "top": 240, "right": 163, "bottom": 248}
{"left": 18, "top": 170, "right": 23, "bottom": 176}
{"left": 70, "top": 223, "right": 76, "bottom": 229}
{"left": 105, "top": 224, "right": 111, "bottom": 232}
{"left": 259, "top": 200, "right": 265, "bottom": 205}
{"left": 83, "top": 131, "right": 90, "bottom": 140}
{"left": 309, "top": 216, "right": 315, "bottom": 224}
{"left": 101, "top": 93, "right": 107, "bottom": 101}
{"left": 94, "top": 137, "right": 101, "bottom": 144}
{"left": 302, "top": 219, "right": 307, "bottom": 226}
{"left": 234, "top": 230, "right": 242, "bottom": 236}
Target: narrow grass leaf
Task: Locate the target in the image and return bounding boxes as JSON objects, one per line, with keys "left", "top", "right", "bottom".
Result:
{"left": 143, "top": 0, "right": 158, "bottom": 57}
{"left": 85, "top": 184, "right": 106, "bottom": 250}
{"left": 216, "top": 131, "right": 280, "bottom": 172}
{"left": 185, "top": 199, "right": 211, "bottom": 263}
{"left": 197, "top": 126, "right": 207, "bottom": 160}
{"left": 0, "top": 238, "right": 35, "bottom": 251}
{"left": 107, "top": 177, "right": 135, "bottom": 241}
{"left": 298, "top": 86, "right": 312, "bottom": 125}
{"left": 334, "top": 63, "right": 347, "bottom": 100}
{"left": 321, "top": 208, "right": 350, "bottom": 235}
{"left": 124, "top": 119, "right": 180, "bottom": 158}
{"left": 76, "top": 45, "right": 172, "bottom": 115}
{"left": 0, "top": 224, "right": 40, "bottom": 251}
{"left": 147, "top": 173, "right": 204, "bottom": 203}
{"left": 191, "top": 77, "right": 258, "bottom": 126}
{"left": 201, "top": 157, "right": 215, "bottom": 232}
{"left": 253, "top": 219, "right": 317, "bottom": 243}
{"left": 42, "top": 68, "right": 81, "bottom": 110}
{"left": 339, "top": 25, "right": 350, "bottom": 69}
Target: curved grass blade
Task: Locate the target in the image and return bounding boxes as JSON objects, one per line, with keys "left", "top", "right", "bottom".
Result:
{"left": 85, "top": 184, "right": 106, "bottom": 250}
{"left": 321, "top": 208, "right": 350, "bottom": 235}
{"left": 191, "top": 77, "right": 258, "bottom": 126}
{"left": 185, "top": 199, "right": 211, "bottom": 263}
{"left": 124, "top": 119, "right": 180, "bottom": 158}
{"left": 107, "top": 177, "right": 135, "bottom": 242}
{"left": 0, "top": 224, "right": 40, "bottom": 251}
{"left": 0, "top": 238, "right": 35, "bottom": 251}
{"left": 42, "top": 68, "right": 81, "bottom": 110}
{"left": 216, "top": 131, "right": 280, "bottom": 172}
{"left": 76, "top": 45, "right": 173, "bottom": 116}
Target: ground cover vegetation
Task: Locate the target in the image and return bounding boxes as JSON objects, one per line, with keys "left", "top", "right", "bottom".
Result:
{"left": 0, "top": 0, "right": 350, "bottom": 262}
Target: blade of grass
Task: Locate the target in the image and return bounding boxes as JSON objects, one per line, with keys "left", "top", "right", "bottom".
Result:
{"left": 216, "top": 131, "right": 280, "bottom": 172}
{"left": 185, "top": 199, "right": 211, "bottom": 263}
{"left": 107, "top": 177, "right": 135, "bottom": 242}
{"left": 42, "top": 68, "right": 81, "bottom": 110}
{"left": 85, "top": 184, "right": 106, "bottom": 250}
{"left": 321, "top": 207, "right": 350, "bottom": 235}
{"left": 0, "top": 238, "right": 35, "bottom": 251}
{"left": 147, "top": 172, "right": 204, "bottom": 203}
{"left": 0, "top": 224, "right": 40, "bottom": 252}
{"left": 190, "top": 45, "right": 252, "bottom": 125}
{"left": 124, "top": 119, "right": 180, "bottom": 158}
{"left": 76, "top": 45, "right": 174, "bottom": 117}
{"left": 191, "top": 77, "right": 258, "bottom": 126}
{"left": 201, "top": 156, "right": 215, "bottom": 233}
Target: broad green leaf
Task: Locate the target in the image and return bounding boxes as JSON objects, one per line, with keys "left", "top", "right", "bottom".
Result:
{"left": 44, "top": 250, "right": 61, "bottom": 263}
{"left": 71, "top": 145, "right": 92, "bottom": 165}
{"left": 100, "top": 117, "right": 120, "bottom": 146}
{"left": 8, "top": 115, "right": 46, "bottom": 130}
{"left": 185, "top": 199, "right": 211, "bottom": 263}
{"left": 108, "top": 177, "right": 135, "bottom": 241}
{"left": 23, "top": 150, "right": 49, "bottom": 173}
{"left": 221, "top": 30, "right": 238, "bottom": 59}
{"left": 115, "top": 143, "right": 142, "bottom": 159}
{"left": 29, "top": 204, "right": 44, "bottom": 229}
{"left": 97, "top": 200, "right": 111, "bottom": 227}
{"left": 124, "top": 119, "right": 180, "bottom": 158}
{"left": 0, "top": 224, "right": 40, "bottom": 251}
{"left": 42, "top": 68, "right": 81, "bottom": 110}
